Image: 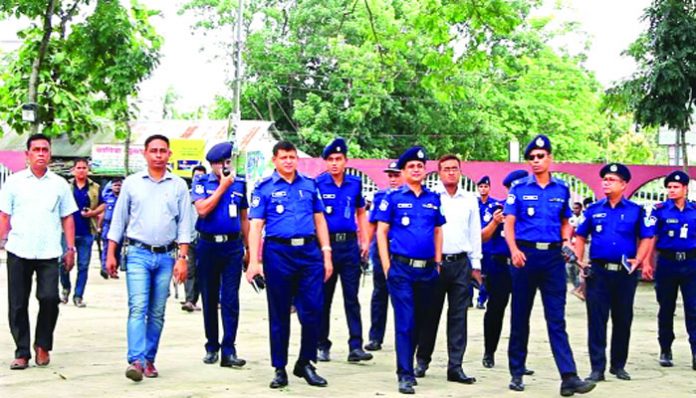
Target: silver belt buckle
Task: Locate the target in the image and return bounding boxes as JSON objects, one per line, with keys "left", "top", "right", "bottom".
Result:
{"left": 291, "top": 238, "right": 304, "bottom": 246}
{"left": 536, "top": 242, "right": 550, "bottom": 250}
{"left": 214, "top": 235, "right": 226, "bottom": 243}
{"left": 606, "top": 263, "right": 621, "bottom": 271}
{"left": 335, "top": 233, "right": 346, "bottom": 242}
{"left": 411, "top": 259, "right": 427, "bottom": 268}
{"left": 676, "top": 252, "right": 687, "bottom": 261}
{"left": 444, "top": 255, "right": 454, "bottom": 262}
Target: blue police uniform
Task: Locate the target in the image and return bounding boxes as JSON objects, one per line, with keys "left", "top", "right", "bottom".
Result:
{"left": 315, "top": 170, "right": 366, "bottom": 355}
{"left": 191, "top": 169, "right": 248, "bottom": 359}
{"left": 504, "top": 171, "right": 578, "bottom": 379}
{"left": 482, "top": 170, "right": 527, "bottom": 365}
{"left": 100, "top": 189, "right": 121, "bottom": 273}
{"left": 576, "top": 193, "right": 654, "bottom": 375}
{"left": 368, "top": 187, "right": 391, "bottom": 346}
{"left": 249, "top": 170, "right": 325, "bottom": 369}
{"left": 652, "top": 171, "right": 696, "bottom": 362}
{"left": 374, "top": 146, "right": 446, "bottom": 384}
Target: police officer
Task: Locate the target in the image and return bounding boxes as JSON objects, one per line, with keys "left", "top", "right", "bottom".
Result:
{"left": 191, "top": 142, "right": 248, "bottom": 368}
{"left": 644, "top": 171, "right": 696, "bottom": 370}
{"left": 480, "top": 170, "right": 531, "bottom": 370}
{"left": 246, "top": 141, "right": 333, "bottom": 389}
{"left": 474, "top": 176, "right": 494, "bottom": 309}
{"left": 374, "top": 146, "right": 445, "bottom": 395}
{"left": 365, "top": 161, "right": 403, "bottom": 351}
{"left": 316, "top": 138, "right": 373, "bottom": 363}
{"left": 504, "top": 135, "right": 595, "bottom": 396}
{"left": 99, "top": 177, "right": 122, "bottom": 279}
{"left": 574, "top": 163, "right": 654, "bottom": 382}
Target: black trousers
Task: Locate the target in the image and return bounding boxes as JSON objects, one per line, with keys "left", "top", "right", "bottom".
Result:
{"left": 416, "top": 256, "right": 471, "bottom": 371}
{"left": 483, "top": 255, "right": 513, "bottom": 356}
{"left": 184, "top": 240, "right": 200, "bottom": 305}
{"left": 7, "top": 252, "right": 61, "bottom": 359}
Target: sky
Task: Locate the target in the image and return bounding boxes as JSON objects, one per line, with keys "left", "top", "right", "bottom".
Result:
{"left": 0, "top": 0, "right": 653, "bottom": 119}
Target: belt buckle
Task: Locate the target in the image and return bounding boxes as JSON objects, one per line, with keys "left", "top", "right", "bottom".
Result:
{"left": 335, "top": 233, "right": 346, "bottom": 242}
{"left": 411, "top": 259, "right": 427, "bottom": 268}
{"left": 676, "top": 252, "right": 687, "bottom": 261}
{"left": 606, "top": 263, "right": 620, "bottom": 271}
{"left": 536, "top": 242, "right": 550, "bottom": 250}
{"left": 291, "top": 238, "right": 304, "bottom": 246}
{"left": 214, "top": 235, "right": 226, "bottom": 243}
{"left": 444, "top": 255, "right": 454, "bottom": 262}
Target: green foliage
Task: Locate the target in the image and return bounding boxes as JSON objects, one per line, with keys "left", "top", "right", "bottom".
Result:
{"left": 0, "top": 0, "right": 162, "bottom": 141}
{"left": 184, "top": 0, "right": 652, "bottom": 163}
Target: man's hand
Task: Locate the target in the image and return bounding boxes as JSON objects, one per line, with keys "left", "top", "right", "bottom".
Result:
{"left": 360, "top": 242, "right": 369, "bottom": 260}
{"left": 511, "top": 248, "right": 526, "bottom": 268}
{"left": 323, "top": 256, "right": 334, "bottom": 282}
{"left": 246, "top": 262, "right": 264, "bottom": 283}
{"left": 381, "top": 262, "right": 390, "bottom": 279}
{"left": 63, "top": 250, "right": 75, "bottom": 272}
{"left": 642, "top": 264, "right": 654, "bottom": 281}
{"left": 492, "top": 209, "right": 504, "bottom": 224}
{"left": 219, "top": 171, "right": 235, "bottom": 190}
{"left": 472, "top": 269, "right": 483, "bottom": 285}
{"left": 106, "top": 253, "right": 118, "bottom": 278}
{"left": 172, "top": 257, "right": 187, "bottom": 284}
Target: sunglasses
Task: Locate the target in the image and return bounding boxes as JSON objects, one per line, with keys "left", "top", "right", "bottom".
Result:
{"left": 526, "top": 153, "right": 546, "bottom": 161}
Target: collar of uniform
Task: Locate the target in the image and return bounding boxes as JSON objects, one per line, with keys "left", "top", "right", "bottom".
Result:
{"left": 599, "top": 196, "right": 628, "bottom": 208}
{"left": 24, "top": 168, "right": 52, "bottom": 180}
{"left": 666, "top": 198, "right": 696, "bottom": 210}
{"left": 271, "top": 169, "right": 305, "bottom": 185}
{"left": 69, "top": 177, "right": 98, "bottom": 187}
{"left": 523, "top": 173, "right": 558, "bottom": 187}
{"left": 317, "top": 170, "right": 346, "bottom": 187}
{"left": 398, "top": 183, "right": 427, "bottom": 196}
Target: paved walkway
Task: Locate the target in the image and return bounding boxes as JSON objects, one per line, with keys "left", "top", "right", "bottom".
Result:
{"left": 1, "top": 253, "right": 695, "bottom": 397}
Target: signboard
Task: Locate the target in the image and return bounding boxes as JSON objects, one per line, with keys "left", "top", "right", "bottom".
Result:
{"left": 91, "top": 144, "right": 146, "bottom": 175}
{"left": 169, "top": 139, "right": 205, "bottom": 177}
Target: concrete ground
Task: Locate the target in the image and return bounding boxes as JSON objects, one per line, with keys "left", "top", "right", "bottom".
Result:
{"left": 1, "top": 252, "right": 696, "bottom": 398}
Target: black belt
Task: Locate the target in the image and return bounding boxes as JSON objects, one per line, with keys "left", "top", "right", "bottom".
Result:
{"left": 443, "top": 252, "right": 468, "bottom": 262}
{"left": 266, "top": 235, "right": 316, "bottom": 246}
{"left": 199, "top": 232, "right": 241, "bottom": 243}
{"left": 329, "top": 232, "right": 357, "bottom": 243}
{"left": 491, "top": 254, "right": 511, "bottom": 264}
{"left": 392, "top": 254, "right": 434, "bottom": 269}
{"left": 592, "top": 259, "right": 626, "bottom": 272}
{"left": 659, "top": 249, "right": 696, "bottom": 262}
{"left": 130, "top": 239, "right": 177, "bottom": 254}
{"left": 517, "top": 240, "right": 562, "bottom": 250}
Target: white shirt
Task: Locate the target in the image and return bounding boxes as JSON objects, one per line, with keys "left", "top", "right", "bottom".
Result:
{"left": 435, "top": 182, "right": 482, "bottom": 270}
{"left": 0, "top": 169, "right": 78, "bottom": 259}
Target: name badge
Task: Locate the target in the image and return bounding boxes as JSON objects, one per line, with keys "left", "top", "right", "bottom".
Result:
{"left": 228, "top": 204, "right": 238, "bottom": 218}
{"left": 402, "top": 216, "right": 410, "bottom": 226}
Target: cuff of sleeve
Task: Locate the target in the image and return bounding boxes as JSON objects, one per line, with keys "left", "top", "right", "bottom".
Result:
{"left": 470, "top": 259, "right": 482, "bottom": 270}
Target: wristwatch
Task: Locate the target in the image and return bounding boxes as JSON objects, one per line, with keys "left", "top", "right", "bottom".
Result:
{"left": 178, "top": 254, "right": 189, "bottom": 261}
{"left": 66, "top": 246, "right": 77, "bottom": 253}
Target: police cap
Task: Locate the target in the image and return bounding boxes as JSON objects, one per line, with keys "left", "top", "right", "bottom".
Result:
{"left": 524, "top": 134, "right": 552, "bottom": 159}
{"left": 206, "top": 142, "right": 233, "bottom": 163}
{"left": 321, "top": 137, "right": 348, "bottom": 160}
{"left": 600, "top": 163, "right": 631, "bottom": 183}
{"left": 396, "top": 146, "right": 427, "bottom": 169}
{"left": 503, "top": 169, "right": 529, "bottom": 188}
{"left": 664, "top": 170, "right": 690, "bottom": 187}
{"left": 383, "top": 161, "right": 400, "bottom": 173}
{"left": 477, "top": 176, "right": 491, "bottom": 186}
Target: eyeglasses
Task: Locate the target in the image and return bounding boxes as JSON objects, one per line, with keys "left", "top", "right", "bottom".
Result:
{"left": 526, "top": 153, "right": 546, "bottom": 161}
{"left": 602, "top": 177, "right": 623, "bottom": 183}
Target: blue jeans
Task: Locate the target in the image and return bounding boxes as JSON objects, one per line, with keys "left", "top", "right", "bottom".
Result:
{"left": 60, "top": 235, "right": 94, "bottom": 298}
{"left": 125, "top": 246, "right": 175, "bottom": 364}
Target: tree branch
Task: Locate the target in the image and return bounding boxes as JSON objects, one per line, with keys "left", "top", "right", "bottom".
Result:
{"left": 28, "top": 0, "right": 56, "bottom": 134}
{"left": 363, "top": 0, "right": 385, "bottom": 63}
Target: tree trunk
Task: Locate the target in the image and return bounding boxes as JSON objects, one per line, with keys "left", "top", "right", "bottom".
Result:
{"left": 124, "top": 121, "right": 132, "bottom": 176}
{"left": 27, "top": 0, "right": 56, "bottom": 134}
{"left": 680, "top": 129, "right": 689, "bottom": 172}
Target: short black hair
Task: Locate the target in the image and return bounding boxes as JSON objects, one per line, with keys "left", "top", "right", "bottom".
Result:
{"left": 144, "top": 134, "right": 170, "bottom": 149}
{"left": 573, "top": 202, "right": 582, "bottom": 208}
{"left": 272, "top": 140, "right": 297, "bottom": 156}
{"left": 583, "top": 197, "right": 594, "bottom": 207}
{"left": 26, "top": 133, "right": 51, "bottom": 150}
{"left": 73, "top": 157, "right": 89, "bottom": 167}
{"left": 192, "top": 165, "right": 207, "bottom": 175}
{"left": 437, "top": 154, "right": 461, "bottom": 170}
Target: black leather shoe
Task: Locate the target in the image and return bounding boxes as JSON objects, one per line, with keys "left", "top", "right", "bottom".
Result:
{"left": 202, "top": 351, "right": 219, "bottom": 364}
{"left": 660, "top": 350, "right": 673, "bottom": 367}
{"left": 609, "top": 367, "right": 630, "bottom": 380}
{"left": 447, "top": 368, "right": 476, "bottom": 384}
{"left": 414, "top": 362, "right": 428, "bottom": 378}
{"left": 560, "top": 375, "right": 596, "bottom": 397}
{"left": 269, "top": 368, "right": 288, "bottom": 389}
{"left": 364, "top": 341, "right": 382, "bottom": 351}
{"left": 585, "top": 370, "right": 605, "bottom": 382}
{"left": 293, "top": 362, "right": 327, "bottom": 387}
{"left": 509, "top": 376, "right": 524, "bottom": 391}
{"left": 220, "top": 354, "right": 246, "bottom": 367}
{"left": 482, "top": 353, "right": 494, "bottom": 368}
{"left": 523, "top": 368, "right": 535, "bottom": 376}
{"left": 348, "top": 348, "right": 373, "bottom": 362}
{"left": 398, "top": 380, "right": 415, "bottom": 394}
{"left": 317, "top": 348, "right": 330, "bottom": 362}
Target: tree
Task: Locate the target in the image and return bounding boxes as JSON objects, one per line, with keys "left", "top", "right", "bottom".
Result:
{"left": 0, "top": 0, "right": 162, "bottom": 142}
{"left": 185, "top": 0, "right": 633, "bottom": 162}
{"left": 608, "top": 0, "right": 696, "bottom": 169}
